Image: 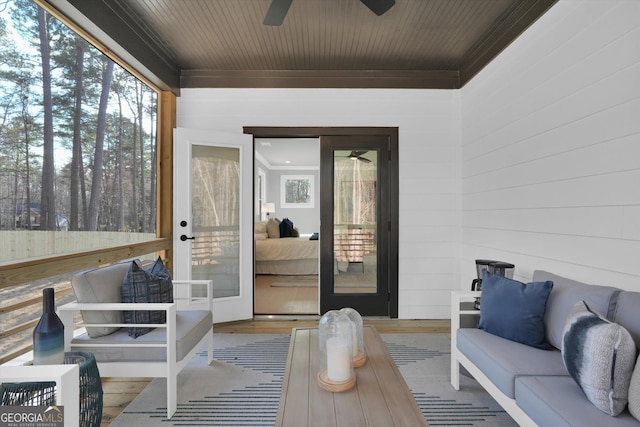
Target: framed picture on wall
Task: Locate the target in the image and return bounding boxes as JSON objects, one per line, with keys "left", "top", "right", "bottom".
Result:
{"left": 281, "top": 175, "right": 314, "bottom": 208}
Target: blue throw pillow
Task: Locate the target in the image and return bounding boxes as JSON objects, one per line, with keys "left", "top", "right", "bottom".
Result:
{"left": 279, "top": 217, "right": 294, "bottom": 237}
{"left": 478, "top": 271, "right": 554, "bottom": 350}
{"left": 121, "top": 260, "right": 173, "bottom": 338}
{"left": 147, "top": 256, "right": 173, "bottom": 285}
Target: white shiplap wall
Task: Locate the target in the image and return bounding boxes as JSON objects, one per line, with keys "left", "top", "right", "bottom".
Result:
{"left": 461, "top": 0, "right": 640, "bottom": 290}
{"left": 176, "top": 89, "right": 461, "bottom": 318}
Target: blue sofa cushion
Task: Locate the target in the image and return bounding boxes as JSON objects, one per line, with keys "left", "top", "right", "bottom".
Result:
{"left": 533, "top": 270, "right": 621, "bottom": 350}
{"left": 516, "top": 376, "right": 640, "bottom": 427}
{"left": 562, "top": 300, "right": 637, "bottom": 416}
{"left": 612, "top": 291, "right": 640, "bottom": 347}
{"left": 629, "top": 356, "right": 640, "bottom": 422}
{"left": 457, "top": 328, "right": 567, "bottom": 398}
{"left": 479, "top": 271, "right": 554, "bottom": 350}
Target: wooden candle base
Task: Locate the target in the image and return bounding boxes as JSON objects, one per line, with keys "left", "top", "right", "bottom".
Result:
{"left": 353, "top": 351, "right": 367, "bottom": 368}
{"left": 317, "top": 369, "right": 356, "bottom": 392}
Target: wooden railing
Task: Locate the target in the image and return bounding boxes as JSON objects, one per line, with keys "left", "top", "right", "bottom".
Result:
{"left": 0, "top": 238, "right": 171, "bottom": 364}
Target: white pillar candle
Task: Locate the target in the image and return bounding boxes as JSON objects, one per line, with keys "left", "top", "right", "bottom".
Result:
{"left": 326, "top": 337, "right": 351, "bottom": 382}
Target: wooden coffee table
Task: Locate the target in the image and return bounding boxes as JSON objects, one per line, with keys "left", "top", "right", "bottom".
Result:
{"left": 276, "top": 325, "right": 429, "bottom": 426}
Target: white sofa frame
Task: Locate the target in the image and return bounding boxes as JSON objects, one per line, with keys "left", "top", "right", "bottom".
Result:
{"left": 450, "top": 291, "right": 538, "bottom": 427}
{"left": 58, "top": 279, "right": 214, "bottom": 419}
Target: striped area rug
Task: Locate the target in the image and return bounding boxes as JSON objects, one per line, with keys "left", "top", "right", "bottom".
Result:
{"left": 110, "top": 333, "right": 517, "bottom": 426}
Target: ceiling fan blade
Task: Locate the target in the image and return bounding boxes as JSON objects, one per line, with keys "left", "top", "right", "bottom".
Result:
{"left": 263, "top": 0, "right": 293, "bottom": 26}
{"left": 347, "top": 151, "right": 372, "bottom": 163}
{"left": 360, "top": 0, "right": 395, "bottom": 16}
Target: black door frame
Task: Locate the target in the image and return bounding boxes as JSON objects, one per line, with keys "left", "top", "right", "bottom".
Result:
{"left": 243, "top": 126, "right": 399, "bottom": 318}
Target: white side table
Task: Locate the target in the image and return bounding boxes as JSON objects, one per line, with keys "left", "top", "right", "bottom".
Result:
{"left": 0, "top": 364, "right": 79, "bottom": 427}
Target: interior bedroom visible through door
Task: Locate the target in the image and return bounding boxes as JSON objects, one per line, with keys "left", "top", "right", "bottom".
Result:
{"left": 253, "top": 137, "right": 321, "bottom": 315}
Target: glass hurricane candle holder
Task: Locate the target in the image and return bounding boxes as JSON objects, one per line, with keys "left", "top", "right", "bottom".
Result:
{"left": 339, "top": 307, "right": 366, "bottom": 367}
{"left": 317, "top": 310, "right": 356, "bottom": 392}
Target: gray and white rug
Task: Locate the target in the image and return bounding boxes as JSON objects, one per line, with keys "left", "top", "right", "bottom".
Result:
{"left": 110, "top": 333, "right": 517, "bottom": 426}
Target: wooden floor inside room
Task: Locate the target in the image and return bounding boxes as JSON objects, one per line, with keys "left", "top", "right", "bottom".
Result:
{"left": 100, "top": 318, "right": 450, "bottom": 426}
{"left": 254, "top": 274, "right": 319, "bottom": 315}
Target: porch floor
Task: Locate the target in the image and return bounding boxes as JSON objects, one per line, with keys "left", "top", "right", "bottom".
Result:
{"left": 100, "top": 318, "right": 449, "bottom": 425}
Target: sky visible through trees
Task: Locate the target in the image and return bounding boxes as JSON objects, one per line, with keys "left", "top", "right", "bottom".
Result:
{"left": 0, "top": 0, "right": 157, "bottom": 233}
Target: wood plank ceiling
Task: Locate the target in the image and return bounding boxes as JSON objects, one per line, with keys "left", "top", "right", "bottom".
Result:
{"left": 58, "top": 0, "right": 558, "bottom": 92}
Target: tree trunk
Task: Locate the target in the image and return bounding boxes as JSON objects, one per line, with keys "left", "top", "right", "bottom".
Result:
{"left": 87, "top": 58, "right": 114, "bottom": 231}
{"left": 137, "top": 83, "right": 145, "bottom": 232}
{"left": 116, "top": 93, "right": 125, "bottom": 231}
{"left": 37, "top": 6, "right": 56, "bottom": 230}
{"left": 69, "top": 38, "right": 84, "bottom": 231}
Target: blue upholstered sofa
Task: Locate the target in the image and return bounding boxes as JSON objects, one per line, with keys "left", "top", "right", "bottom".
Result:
{"left": 451, "top": 270, "right": 640, "bottom": 426}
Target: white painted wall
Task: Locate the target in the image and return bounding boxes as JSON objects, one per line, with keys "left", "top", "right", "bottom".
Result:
{"left": 177, "top": 89, "right": 461, "bottom": 318}
{"left": 461, "top": 0, "right": 640, "bottom": 290}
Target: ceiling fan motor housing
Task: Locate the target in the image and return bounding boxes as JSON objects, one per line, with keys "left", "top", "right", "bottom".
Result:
{"left": 264, "top": 0, "right": 395, "bottom": 26}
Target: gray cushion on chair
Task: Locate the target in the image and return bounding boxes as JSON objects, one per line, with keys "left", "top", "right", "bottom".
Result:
{"left": 71, "top": 261, "right": 132, "bottom": 338}
{"left": 70, "top": 309, "right": 212, "bottom": 362}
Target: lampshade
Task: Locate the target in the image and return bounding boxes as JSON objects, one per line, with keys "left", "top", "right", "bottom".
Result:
{"left": 261, "top": 202, "right": 275, "bottom": 214}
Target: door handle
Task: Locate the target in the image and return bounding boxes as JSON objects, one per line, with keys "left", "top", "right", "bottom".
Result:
{"left": 180, "top": 235, "right": 195, "bottom": 241}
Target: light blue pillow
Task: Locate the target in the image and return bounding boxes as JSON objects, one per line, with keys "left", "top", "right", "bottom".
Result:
{"left": 562, "top": 300, "right": 637, "bottom": 416}
{"left": 478, "top": 271, "right": 554, "bottom": 350}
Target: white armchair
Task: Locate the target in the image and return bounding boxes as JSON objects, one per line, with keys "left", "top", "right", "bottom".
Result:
{"left": 57, "top": 262, "right": 213, "bottom": 419}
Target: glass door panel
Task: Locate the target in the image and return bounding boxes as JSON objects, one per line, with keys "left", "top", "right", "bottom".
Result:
{"left": 191, "top": 145, "right": 240, "bottom": 298}
{"left": 320, "top": 135, "right": 390, "bottom": 316}
{"left": 174, "top": 127, "right": 253, "bottom": 323}
{"left": 334, "top": 150, "right": 377, "bottom": 294}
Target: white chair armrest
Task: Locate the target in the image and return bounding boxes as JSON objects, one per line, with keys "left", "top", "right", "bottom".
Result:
{"left": 172, "top": 280, "right": 211, "bottom": 286}
{"left": 58, "top": 302, "right": 175, "bottom": 311}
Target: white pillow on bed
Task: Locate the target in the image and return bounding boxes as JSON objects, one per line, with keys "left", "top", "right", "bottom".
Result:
{"left": 254, "top": 222, "right": 267, "bottom": 233}
{"left": 255, "top": 232, "right": 268, "bottom": 240}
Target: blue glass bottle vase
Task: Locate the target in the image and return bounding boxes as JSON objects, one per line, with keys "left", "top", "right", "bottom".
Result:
{"left": 33, "top": 287, "right": 65, "bottom": 365}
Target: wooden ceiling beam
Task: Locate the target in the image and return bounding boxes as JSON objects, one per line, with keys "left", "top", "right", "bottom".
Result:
{"left": 181, "top": 69, "right": 460, "bottom": 90}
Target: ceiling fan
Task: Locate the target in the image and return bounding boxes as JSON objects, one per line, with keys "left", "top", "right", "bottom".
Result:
{"left": 340, "top": 150, "right": 372, "bottom": 163}
{"left": 264, "top": 0, "right": 396, "bottom": 26}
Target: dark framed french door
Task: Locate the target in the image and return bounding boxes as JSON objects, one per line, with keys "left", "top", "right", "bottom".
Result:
{"left": 244, "top": 126, "right": 398, "bottom": 318}
{"left": 319, "top": 133, "right": 397, "bottom": 316}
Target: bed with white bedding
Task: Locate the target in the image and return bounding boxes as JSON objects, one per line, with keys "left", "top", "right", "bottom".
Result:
{"left": 255, "top": 234, "right": 319, "bottom": 275}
